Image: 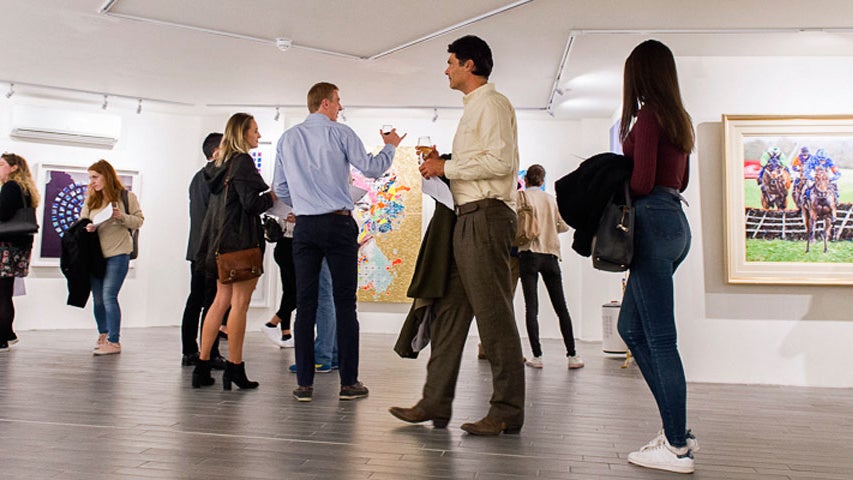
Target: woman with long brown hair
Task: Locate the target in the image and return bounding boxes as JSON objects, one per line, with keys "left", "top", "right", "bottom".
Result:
{"left": 616, "top": 39, "right": 698, "bottom": 474}
{"left": 192, "top": 113, "right": 275, "bottom": 390}
{"left": 80, "top": 159, "right": 144, "bottom": 355}
{"left": 0, "top": 153, "right": 39, "bottom": 351}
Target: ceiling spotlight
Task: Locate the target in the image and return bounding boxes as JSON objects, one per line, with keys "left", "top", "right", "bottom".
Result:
{"left": 432, "top": 108, "right": 438, "bottom": 123}
{"left": 555, "top": 88, "right": 565, "bottom": 96}
{"left": 136, "top": 99, "right": 143, "bottom": 114}
{"left": 5, "top": 83, "right": 14, "bottom": 99}
{"left": 102, "top": 95, "right": 108, "bottom": 110}
{"left": 274, "top": 106, "right": 280, "bottom": 121}
{"left": 275, "top": 37, "right": 292, "bottom": 51}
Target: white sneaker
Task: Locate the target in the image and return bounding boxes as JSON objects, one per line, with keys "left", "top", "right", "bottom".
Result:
{"left": 525, "top": 356, "right": 543, "bottom": 368}
{"left": 641, "top": 429, "right": 700, "bottom": 453}
{"left": 567, "top": 354, "right": 585, "bottom": 369}
{"left": 280, "top": 336, "right": 294, "bottom": 348}
{"left": 628, "top": 437, "right": 695, "bottom": 474}
{"left": 260, "top": 324, "right": 283, "bottom": 347}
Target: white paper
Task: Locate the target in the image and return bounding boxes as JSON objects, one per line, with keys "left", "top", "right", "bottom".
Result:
{"left": 350, "top": 185, "right": 368, "bottom": 202}
{"left": 91, "top": 206, "right": 113, "bottom": 226}
{"left": 422, "top": 177, "right": 455, "bottom": 210}
{"left": 265, "top": 199, "right": 293, "bottom": 219}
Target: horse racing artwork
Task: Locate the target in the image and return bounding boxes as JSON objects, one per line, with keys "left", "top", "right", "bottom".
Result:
{"left": 723, "top": 115, "right": 853, "bottom": 285}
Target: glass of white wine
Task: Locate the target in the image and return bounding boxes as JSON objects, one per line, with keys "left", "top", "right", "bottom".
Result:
{"left": 416, "top": 136, "right": 433, "bottom": 163}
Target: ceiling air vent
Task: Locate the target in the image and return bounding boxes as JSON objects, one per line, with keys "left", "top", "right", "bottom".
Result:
{"left": 10, "top": 127, "right": 118, "bottom": 149}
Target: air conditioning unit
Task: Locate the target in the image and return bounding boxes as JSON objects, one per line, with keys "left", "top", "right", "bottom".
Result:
{"left": 10, "top": 105, "right": 121, "bottom": 149}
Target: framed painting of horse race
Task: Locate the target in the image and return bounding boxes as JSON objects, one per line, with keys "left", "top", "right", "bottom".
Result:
{"left": 723, "top": 115, "right": 853, "bottom": 285}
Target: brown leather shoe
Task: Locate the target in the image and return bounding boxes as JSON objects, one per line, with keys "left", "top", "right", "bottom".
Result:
{"left": 388, "top": 405, "right": 449, "bottom": 428}
{"left": 460, "top": 415, "right": 522, "bottom": 436}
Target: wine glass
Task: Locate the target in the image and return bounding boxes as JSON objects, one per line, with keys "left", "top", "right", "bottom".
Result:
{"left": 416, "top": 136, "right": 432, "bottom": 163}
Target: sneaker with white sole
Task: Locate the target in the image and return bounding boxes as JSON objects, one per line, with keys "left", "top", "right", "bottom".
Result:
{"left": 260, "top": 323, "right": 283, "bottom": 347}
{"left": 280, "top": 336, "right": 294, "bottom": 348}
{"left": 641, "top": 429, "right": 700, "bottom": 453}
{"left": 567, "top": 354, "right": 585, "bottom": 369}
{"left": 524, "top": 356, "right": 543, "bottom": 368}
{"left": 628, "top": 437, "right": 695, "bottom": 474}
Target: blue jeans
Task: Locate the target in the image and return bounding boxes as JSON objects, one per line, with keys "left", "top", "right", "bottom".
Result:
{"left": 617, "top": 188, "right": 691, "bottom": 448}
{"left": 292, "top": 213, "right": 359, "bottom": 387}
{"left": 91, "top": 254, "right": 130, "bottom": 344}
{"left": 315, "top": 259, "right": 338, "bottom": 367}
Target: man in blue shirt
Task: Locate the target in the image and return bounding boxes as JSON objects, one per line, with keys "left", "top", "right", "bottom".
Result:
{"left": 274, "top": 81, "right": 405, "bottom": 402}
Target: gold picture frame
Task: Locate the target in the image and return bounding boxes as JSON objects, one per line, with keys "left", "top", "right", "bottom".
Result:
{"left": 723, "top": 115, "right": 853, "bottom": 285}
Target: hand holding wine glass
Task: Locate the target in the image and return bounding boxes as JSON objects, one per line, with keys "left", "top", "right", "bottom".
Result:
{"left": 416, "top": 136, "right": 434, "bottom": 164}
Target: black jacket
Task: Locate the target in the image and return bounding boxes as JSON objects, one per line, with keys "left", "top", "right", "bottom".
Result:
{"left": 196, "top": 153, "right": 274, "bottom": 273}
{"left": 555, "top": 153, "right": 632, "bottom": 257}
{"left": 186, "top": 167, "right": 211, "bottom": 262}
{"left": 60, "top": 218, "right": 105, "bottom": 308}
{"left": 0, "top": 180, "right": 35, "bottom": 248}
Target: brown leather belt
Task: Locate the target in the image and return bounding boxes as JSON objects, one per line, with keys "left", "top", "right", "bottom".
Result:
{"left": 330, "top": 209, "right": 351, "bottom": 216}
{"left": 455, "top": 198, "right": 503, "bottom": 216}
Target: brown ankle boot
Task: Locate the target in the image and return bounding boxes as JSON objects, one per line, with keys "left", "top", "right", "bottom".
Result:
{"left": 460, "top": 415, "right": 522, "bottom": 435}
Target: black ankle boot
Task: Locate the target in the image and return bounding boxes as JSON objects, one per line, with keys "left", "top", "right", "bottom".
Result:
{"left": 191, "top": 360, "right": 215, "bottom": 388}
{"left": 222, "top": 361, "right": 259, "bottom": 390}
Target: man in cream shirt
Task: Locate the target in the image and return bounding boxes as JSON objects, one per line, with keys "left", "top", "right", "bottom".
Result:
{"left": 389, "top": 35, "right": 525, "bottom": 436}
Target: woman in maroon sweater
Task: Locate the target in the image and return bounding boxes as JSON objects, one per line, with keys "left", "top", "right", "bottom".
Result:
{"left": 616, "top": 40, "right": 697, "bottom": 474}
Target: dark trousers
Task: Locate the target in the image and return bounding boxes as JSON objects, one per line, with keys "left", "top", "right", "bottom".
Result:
{"left": 519, "top": 251, "right": 577, "bottom": 358}
{"left": 0, "top": 277, "right": 14, "bottom": 341}
{"left": 273, "top": 238, "right": 297, "bottom": 330}
{"left": 180, "top": 262, "right": 221, "bottom": 356}
{"left": 292, "top": 214, "right": 359, "bottom": 388}
{"left": 419, "top": 200, "right": 525, "bottom": 425}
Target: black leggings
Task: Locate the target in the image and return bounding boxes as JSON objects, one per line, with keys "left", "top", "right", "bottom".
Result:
{"left": 0, "top": 277, "right": 15, "bottom": 341}
{"left": 273, "top": 238, "right": 297, "bottom": 331}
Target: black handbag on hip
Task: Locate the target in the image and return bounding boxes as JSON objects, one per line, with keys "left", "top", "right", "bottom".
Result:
{"left": 0, "top": 189, "right": 38, "bottom": 236}
{"left": 591, "top": 181, "right": 633, "bottom": 272}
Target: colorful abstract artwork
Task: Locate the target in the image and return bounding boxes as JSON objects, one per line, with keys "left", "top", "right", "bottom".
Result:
{"left": 352, "top": 147, "right": 422, "bottom": 302}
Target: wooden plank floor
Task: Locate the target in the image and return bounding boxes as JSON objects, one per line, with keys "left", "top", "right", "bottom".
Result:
{"left": 1, "top": 326, "right": 852, "bottom": 479}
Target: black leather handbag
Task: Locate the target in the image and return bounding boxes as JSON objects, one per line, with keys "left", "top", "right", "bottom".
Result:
{"left": 0, "top": 190, "right": 38, "bottom": 236}
{"left": 591, "top": 181, "right": 633, "bottom": 272}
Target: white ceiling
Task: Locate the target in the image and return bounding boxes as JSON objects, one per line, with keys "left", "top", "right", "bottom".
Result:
{"left": 3, "top": 0, "right": 853, "bottom": 118}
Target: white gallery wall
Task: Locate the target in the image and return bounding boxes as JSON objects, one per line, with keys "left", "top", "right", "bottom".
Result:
{"left": 676, "top": 56, "right": 853, "bottom": 388}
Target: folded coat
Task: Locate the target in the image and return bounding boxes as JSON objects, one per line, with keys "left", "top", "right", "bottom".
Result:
{"left": 554, "top": 152, "right": 632, "bottom": 257}
{"left": 394, "top": 201, "right": 456, "bottom": 359}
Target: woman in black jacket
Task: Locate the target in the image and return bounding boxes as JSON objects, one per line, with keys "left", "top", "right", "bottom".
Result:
{"left": 0, "top": 153, "right": 39, "bottom": 351}
{"left": 192, "top": 113, "right": 275, "bottom": 389}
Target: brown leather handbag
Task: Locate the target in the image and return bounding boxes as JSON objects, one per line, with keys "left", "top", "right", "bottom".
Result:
{"left": 214, "top": 158, "right": 263, "bottom": 284}
{"left": 216, "top": 247, "right": 263, "bottom": 284}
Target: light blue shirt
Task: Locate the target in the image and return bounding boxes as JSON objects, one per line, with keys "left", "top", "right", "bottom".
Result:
{"left": 274, "top": 113, "right": 395, "bottom": 215}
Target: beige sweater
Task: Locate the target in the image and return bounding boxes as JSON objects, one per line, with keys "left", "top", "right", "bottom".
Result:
{"left": 518, "top": 188, "right": 569, "bottom": 260}
{"left": 79, "top": 191, "right": 144, "bottom": 258}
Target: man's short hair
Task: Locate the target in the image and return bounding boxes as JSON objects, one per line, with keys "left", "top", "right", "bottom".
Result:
{"left": 202, "top": 133, "right": 223, "bottom": 160}
{"left": 307, "top": 82, "right": 339, "bottom": 113}
{"left": 447, "top": 35, "right": 493, "bottom": 79}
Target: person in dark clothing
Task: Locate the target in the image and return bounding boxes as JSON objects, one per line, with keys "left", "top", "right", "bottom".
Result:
{"left": 180, "top": 132, "right": 226, "bottom": 369}
{"left": 0, "top": 153, "right": 39, "bottom": 351}
{"left": 192, "top": 113, "right": 275, "bottom": 390}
